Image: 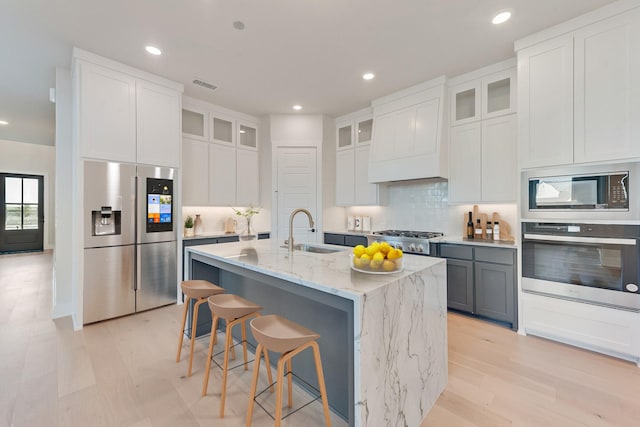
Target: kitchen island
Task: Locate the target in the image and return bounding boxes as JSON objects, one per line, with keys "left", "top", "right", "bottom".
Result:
{"left": 185, "top": 240, "right": 447, "bottom": 427}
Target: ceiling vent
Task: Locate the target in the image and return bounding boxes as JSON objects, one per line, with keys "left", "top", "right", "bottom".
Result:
{"left": 193, "top": 79, "right": 218, "bottom": 91}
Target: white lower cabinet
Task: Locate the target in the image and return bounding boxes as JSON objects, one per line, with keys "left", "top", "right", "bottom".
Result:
{"left": 449, "top": 114, "right": 516, "bottom": 203}
{"left": 182, "top": 139, "right": 259, "bottom": 206}
{"left": 523, "top": 293, "right": 640, "bottom": 365}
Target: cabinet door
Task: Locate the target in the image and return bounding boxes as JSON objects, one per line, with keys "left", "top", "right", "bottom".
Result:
{"left": 518, "top": 35, "right": 574, "bottom": 168}
{"left": 354, "top": 145, "right": 378, "bottom": 205}
{"left": 356, "top": 118, "right": 373, "bottom": 145}
{"left": 474, "top": 261, "right": 515, "bottom": 324}
{"left": 237, "top": 121, "right": 258, "bottom": 151}
{"left": 210, "top": 113, "right": 235, "bottom": 146}
{"left": 482, "top": 68, "right": 516, "bottom": 119}
{"left": 182, "top": 106, "right": 209, "bottom": 141}
{"left": 450, "top": 81, "right": 481, "bottom": 125}
{"left": 336, "top": 122, "right": 353, "bottom": 150}
{"left": 236, "top": 148, "right": 259, "bottom": 206}
{"left": 324, "top": 233, "right": 346, "bottom": 246}
{"left": 481, "top": 115, "right": 517, "bottom": 202}
{"left": 208, "top": 143, "right": 236, "bottom": 206}
{"left": 446, "top": 259, "right": 474, "bottom": 313}
{"left": 136, "top": 80, "right": 181, "bottom": 167}
{"left": 78, "top": 61, "right": 136, "bottom": 162}
{"left": 336, "top": 149, "right": 355, "bottom": 206}
{"left": 574, "top": 10, "right": 640, "bottom": 163}
{"left": 448, "top": 122, "right": 482, "bottom": 203}
{"left": 345, "top": 235, "right": 367, "bottom": 247}
{"left": 181, "top": 138, "right": 209, "bottom": 206}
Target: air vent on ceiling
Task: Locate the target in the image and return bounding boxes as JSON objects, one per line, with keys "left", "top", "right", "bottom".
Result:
{"left": 193, "top": 79, "right": 218, "bottom": 91}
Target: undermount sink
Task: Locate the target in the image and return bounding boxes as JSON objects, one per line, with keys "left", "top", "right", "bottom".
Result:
{"left": 280, "top": 243, "right": 342, "bottom": 254}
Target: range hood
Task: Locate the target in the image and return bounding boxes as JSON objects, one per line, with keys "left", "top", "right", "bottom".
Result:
{"left": 368, "top": 76, "right": 448, "bottom": 183}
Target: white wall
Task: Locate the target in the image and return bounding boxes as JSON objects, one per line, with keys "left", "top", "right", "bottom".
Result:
{"left": 343, "top": 179, "right": 518, "bottom": 239}
{"left": 53, "top": 67, "right": 73, "bottom": 319}
{"left": 0, "top": 139, "right": 55, "bottom": 250}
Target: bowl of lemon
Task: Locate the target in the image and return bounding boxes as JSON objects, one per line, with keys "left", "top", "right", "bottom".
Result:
{"left": 350, "top": 241, "right": 404, "bottom": 274}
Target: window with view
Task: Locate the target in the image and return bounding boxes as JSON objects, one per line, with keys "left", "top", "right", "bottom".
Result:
{"left": 5, "top": 177, "right": 39, "bottom": 231}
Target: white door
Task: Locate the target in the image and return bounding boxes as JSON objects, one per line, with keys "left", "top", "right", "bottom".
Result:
{"left": 276, "top": 147, "right": 317, "bottom": 244}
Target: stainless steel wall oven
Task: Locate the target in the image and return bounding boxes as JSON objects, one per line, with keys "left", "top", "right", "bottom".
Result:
{"left": 522, "top": 222, "right": 640, "bottom": 311}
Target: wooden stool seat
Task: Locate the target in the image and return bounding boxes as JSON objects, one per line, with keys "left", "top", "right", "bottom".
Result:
{"left": 249, "top": 314, "right": 320, "bottom": 354}
{"left": 181, "top": 279, "right": 224, "bottom": 299}
{"left": 207, "top": 294, "right": 263, "bottom": 320}
{"left": 176, "top": 280, "right": 224, "bottom": 377}
{"left": 202, "top": 294, "right": 273, "bottom": 419}
{"left": 246, "top": 314, "right": 331, "bottom": 427}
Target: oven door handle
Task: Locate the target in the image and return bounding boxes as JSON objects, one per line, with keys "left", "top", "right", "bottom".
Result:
{"left": 523, "top": 233, "right": 637, "bottom": 246}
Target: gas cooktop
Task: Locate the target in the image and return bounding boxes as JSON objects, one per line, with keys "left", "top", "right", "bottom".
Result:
{"left": 367, "top": 230, "right": 444, "bottom": 255}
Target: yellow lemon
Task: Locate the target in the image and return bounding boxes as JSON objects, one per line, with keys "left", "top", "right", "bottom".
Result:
{"left": 369, "top": 259, "right": 381, "bottom": 270}
{"left": 382, "top": 260, "right": 396, "bottom": 272}
{"left": 372, "top": 251, "right": 385, "bottom": 265}
{"left": 353, "top": 245, "right": 366, "bottom": 257}
{"left": 387, "top": 249, "right": 400, "bottom": 260}
{"left": 365, "top": 243, "right": 379, "bottom": 257}
{"left": 379, "top": 242, "right": 391, "bottom": 254}
{"left": 360, "top": 253, "right": 371, "bottom": 263}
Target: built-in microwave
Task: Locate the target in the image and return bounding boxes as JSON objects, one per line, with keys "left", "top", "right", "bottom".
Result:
{"left": 521, "top": 162, "right": 640, "bottom": 221}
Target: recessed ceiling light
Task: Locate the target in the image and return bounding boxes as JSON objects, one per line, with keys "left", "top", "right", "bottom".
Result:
{"left": 0, "top": 120, "right": 8, "bottom": 126}
{"left": 239, "top": 130, "right": 246, "bottom": 134}
{"left": 492, "top": 10, "right": 512, "bottom": 25}
{"left": 362, "top": 73, "right": 375, "bottom": 80}
{"left": 145, "top": 45, "right": 162, "bottom": 56}
{"left": 293, "top": 105, "right": 302, "bottom": 111}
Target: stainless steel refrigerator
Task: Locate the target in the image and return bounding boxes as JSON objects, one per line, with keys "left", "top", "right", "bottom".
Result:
{"left": 83, "top": 160, "right": 177, "bottom": 324}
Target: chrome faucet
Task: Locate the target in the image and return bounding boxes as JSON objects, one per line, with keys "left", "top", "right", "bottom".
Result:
{"left": 286, "top": 208, "right": 315, "bottom": 252}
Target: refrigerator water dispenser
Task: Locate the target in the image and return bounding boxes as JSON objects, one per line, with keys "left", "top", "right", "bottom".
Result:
{"left": 91, "top": 206, "right": 121, "bottom": 236}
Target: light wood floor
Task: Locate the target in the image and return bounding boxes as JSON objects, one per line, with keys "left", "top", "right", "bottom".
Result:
{"left": 1, "top": 252, "right": 639, "bottom": 427}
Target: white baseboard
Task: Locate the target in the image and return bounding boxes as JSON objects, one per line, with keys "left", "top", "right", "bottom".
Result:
{"left": 51, "top": 302, "right": 73, "bottom": 319}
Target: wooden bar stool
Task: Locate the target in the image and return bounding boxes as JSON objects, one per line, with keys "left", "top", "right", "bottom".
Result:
{"left": 202, "top": 294, "right": 274, "bottom": 418}
{"left": 246, "top": 314, "right": 331, "bottom": 427}
{"left": 175, "top": 279, "right": 224, "bottom": 376}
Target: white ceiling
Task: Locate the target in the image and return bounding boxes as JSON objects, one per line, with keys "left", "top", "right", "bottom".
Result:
{"left": 0, "top": 0, "right": 617, "bottom": 146}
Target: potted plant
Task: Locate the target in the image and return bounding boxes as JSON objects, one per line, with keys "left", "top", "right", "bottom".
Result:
{"left": 184, "top": 215, "right": 195, "bottom": 237}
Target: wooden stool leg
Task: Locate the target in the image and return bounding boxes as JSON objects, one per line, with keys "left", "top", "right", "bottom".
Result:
{"left": 176, "top": 297, "right": 190, "bottom": 362}
{"left": 311, "top": 342, "right": 332, "bottom": 427}
{"left": 245, "top": 343, "right": 263, "bottom": 427}
{"left": 263, "top": 347, "right": 274, "bottom": 392}
{"left": 220, "top": 320, "right": 234, "bottom": 418}
{"left": 188, "top": 298, "right": 205, "bottom": 376}
{"left": 241, "top": 320, "right": 249, "bottom": 370}
{"left": 287, "top": 358, "right": 293, "bottom": 408}
{"left": 274, "top": 357, "right": 286, "bottom": 427}
{"left": 202, "top": 315, "right": 219, "bottom": 396}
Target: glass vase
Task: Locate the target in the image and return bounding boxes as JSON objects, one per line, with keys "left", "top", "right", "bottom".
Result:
{"left": 239, "top": 216, "right": 258, "bottom": 242}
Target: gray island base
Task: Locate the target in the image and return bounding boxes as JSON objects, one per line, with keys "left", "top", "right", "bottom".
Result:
{"left": 185, "top": 240, "right": 447, "bottom": 427}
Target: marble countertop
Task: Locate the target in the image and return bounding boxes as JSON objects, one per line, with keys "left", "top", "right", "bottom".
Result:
{"left": 186, "top": 239, "right": 445, "bottom": 301}
{"left": 433, "top": 236, "right": 517, "bottom": 249}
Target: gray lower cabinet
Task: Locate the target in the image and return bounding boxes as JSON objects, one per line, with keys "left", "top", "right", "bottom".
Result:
{"left": 438, "top": 243, "right": 517, "bottom": 330}
{"left": 324, "top": 232, "right": 367, "bottom": 247}
{"left": 446, "top": 259, "right": 474, "bottom": 313}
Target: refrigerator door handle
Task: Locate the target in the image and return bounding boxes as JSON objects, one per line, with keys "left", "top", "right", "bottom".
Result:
{"left": 135, "top": 244, "right": 141, "bottom": 291}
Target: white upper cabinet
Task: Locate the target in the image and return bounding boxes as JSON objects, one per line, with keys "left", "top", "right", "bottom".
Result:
{"left": 481, "top": 115, "right": 517, "bottom": 202}
{"left": 516, "top": 6, "right": 640, "bottom": 168}
{"left": 136, "top": 80, "right": 181, "bottom": 167}
{"left": 449, "top": 123, "right": 482, "bottom": 202}
{"left": 181, "top": 138, "right": 209, "bottom": 205}
{"left": 369, "top": 78, "right": 448, "bottom": 183}
{"left": 450, "top": 64, "right": 516, "bottom": 126}
{"left": 208, "top": 143, "right": 237, "bottom": 206}
{"left": 518, "top": 35, "right": 574, "bottom": 168}
{"left": 334, "top": 108, "right": 385, "bottom": 206}
{"left": 77, "top": 61, "right": 137, "bottom": 163}
{"left": 336, "top": 121, "right": 353, "bottom": 150}
{"left": 74, "top": 49, "right": 183, "bottom": 166}
{"left": 238, "top": 121, "right": 258, "bottom": 151}
{"left": 210, "top": 113, "right": 236, "bottom": 146}
{"left": 574, "top": 10, "right": 640, "bottom": 163}
{"left": 236, "top": 148, "right": 259, "bottom": 205}
{"left": 181, "top": 106, "right": 209, "bottom": 141}
{"left": 336, "top": 149, "right": 355, "bottom": 206}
